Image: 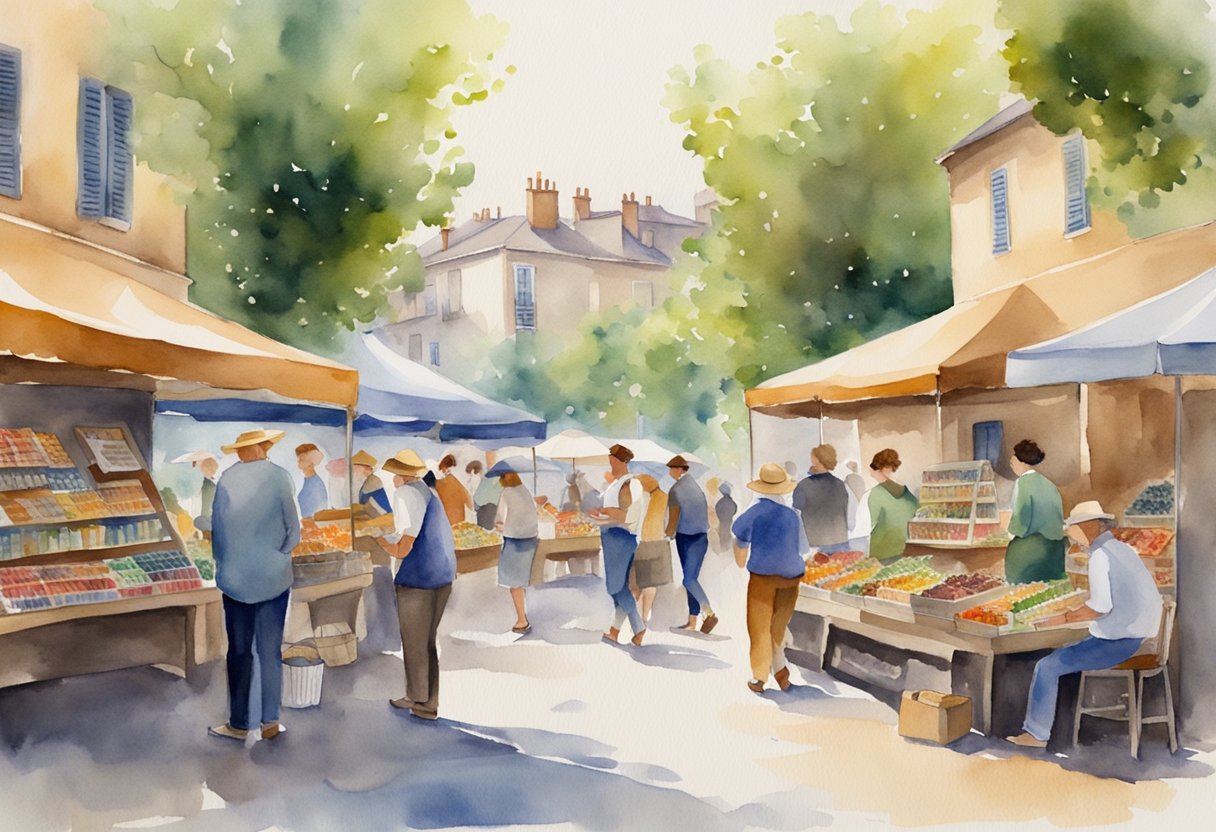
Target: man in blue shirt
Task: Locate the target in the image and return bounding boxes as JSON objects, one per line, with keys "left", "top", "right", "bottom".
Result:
{"left": 665, "top": 455, "right": 717, "bottom": 634}
{"left": 295, "top": 443, "right": 329, "bottom": 519}
{"left": 208, "top": 429, "right": 300, "bottom": 742}
{"left": 733, "top": 463, "right": 810, "bottom": 694}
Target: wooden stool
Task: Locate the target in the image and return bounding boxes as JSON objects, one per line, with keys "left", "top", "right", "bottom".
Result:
{"left": 1073, "top": 600, "right": 1177, "bottom": 757}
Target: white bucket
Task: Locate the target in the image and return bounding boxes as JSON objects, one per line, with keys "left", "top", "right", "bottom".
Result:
{"left": 281, "top": 645, "right": 324, "bottom": 708}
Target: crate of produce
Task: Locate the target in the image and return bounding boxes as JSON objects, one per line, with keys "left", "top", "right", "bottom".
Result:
{"left": 861, "top": 594, "right": 918, "bottom": 622}
{"left": 1123, "top": 481, "right": 1174, "bottom": 527}
{"left": 452, "top": 521, "right": 503, "bottom": 550}
{"left": 909, "top": 573, "right": 1008, "bottom": 618}
{"left": 955, "top": 615, "right": 1012, "bottom": 637}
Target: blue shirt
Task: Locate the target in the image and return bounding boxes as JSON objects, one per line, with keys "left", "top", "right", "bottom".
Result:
{"left": 394, "top": 484, "right": 457, "bottom": 589}
{"left": 212, "top": 459, "right": 301, "bottom": 603}
{"left": 298, "top": 474, "right": 328, "bottom": 518}
{"left": 732, "top": 496, "right": 809, "bottom": 579}
{"left": 668, "top": 474, "right": 710, "bottom": 535}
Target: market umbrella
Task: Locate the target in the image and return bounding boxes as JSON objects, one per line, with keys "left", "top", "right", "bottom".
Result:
{"left": 485, "top": 456, "right": 568, "bottom": 477}
{"left": 532, "top": 429, "right": 612, "bottom": 494}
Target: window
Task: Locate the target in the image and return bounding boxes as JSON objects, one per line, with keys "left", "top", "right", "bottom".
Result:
{"left": 400, "top": 278, "right": 437, "bottom": 321}
{"left": 588, "top": 281, "right": 600, "bottom": 314}
{"left": 642, "top": 229, "right": 655, "bottom": 248}
{"left": 443, "top": 269, "right": 462, "bottom": 320}
{"left": 77, "top": 78, "right": 134, "bottom": 229}
{"left": 513, "top": 264, "right": 536, "bottom": 330}
{"left": 429, "top": 341, "right": 440, "bottom": 366}
{"left": 973, "top": 421, "right": 1004, "bottom": 472}
{"left": 1063, "top": 135, "right": 1091, "bottom": 235}
{"left": 0, "top": 46, "right": 21, "bottom": 199}
{"left": 632, "top": 280, "right": 654, "bottom": 309}
{"left": 990, "top": 167, "right": 1010, "bottom": 256}
{"left": 408, "top": 334, "right": 423, "bottom": 362}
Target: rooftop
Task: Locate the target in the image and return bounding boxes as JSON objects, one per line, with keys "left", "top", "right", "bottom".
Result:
{"left": 935, "top": 98, "right": 1035, "bottom": 166}
{"left": 418, "top": 215, "right": 672, "bottom": 268}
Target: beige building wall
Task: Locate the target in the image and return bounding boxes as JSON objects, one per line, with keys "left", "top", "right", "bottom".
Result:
{"left": 830, "top": 398, "right": 939, "bottom": 498}
{"left": 944, "top": 116, "right": 1130, "bottom": 302}
{"left": 2, "top": 0, "right": 187, "bottom": 280}
{"left": 1084, "top": 376, "right": 1176, "bottom": 515}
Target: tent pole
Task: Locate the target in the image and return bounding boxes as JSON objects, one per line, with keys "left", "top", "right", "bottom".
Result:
{"left": 935, "top": 389, "right": 943, "bottom": 462}
{"left": 748, "top": 405, "right": 756, "bottom": 479}
{"left": 818, "top": 400, "right": 825, "bottom": 446}
{"left": 346, "top": 408, "right": 355, "bottom": 542}
{"left": 1175, "top": 376, "right": 1182, "bottom": 535}
{"left": 532, "top": 446, "right": 538, "bottom": 495}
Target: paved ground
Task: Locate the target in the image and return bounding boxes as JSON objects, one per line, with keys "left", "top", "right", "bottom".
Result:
{"left": 1, "top": 551, "right": 1213, "bottom": 831}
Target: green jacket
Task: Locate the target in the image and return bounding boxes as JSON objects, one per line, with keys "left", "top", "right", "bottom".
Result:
{"left": 868, "top": 481, "right": 919, "bottom": 561}
{"left": 1007, "top": 471, "right": 1065, "bottom": 542}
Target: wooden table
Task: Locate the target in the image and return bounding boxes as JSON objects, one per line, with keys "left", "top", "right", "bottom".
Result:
{"left": 794, "top": 591, "right": 1088, "bottom": 735}
{"left": 0, "top": 587, "right": 223, "bottom": 689}
{"left": 529, "top": 536, "right": 601, "bottom": 585}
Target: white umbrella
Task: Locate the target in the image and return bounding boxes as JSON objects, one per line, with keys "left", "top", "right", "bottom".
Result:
{"left": 535, "top": 429, "right": 612, "bottom": 463}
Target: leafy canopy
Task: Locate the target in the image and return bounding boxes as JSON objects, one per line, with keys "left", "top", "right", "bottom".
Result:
{"left": 98, "top": 0, "right": 508, "bottom": 350}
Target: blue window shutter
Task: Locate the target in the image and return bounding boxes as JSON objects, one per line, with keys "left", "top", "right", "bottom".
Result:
{"left": 514, "top": 265, "right": 536, "bottom": 329}
{"left": 990, "top": 168, "right": 1010, "bottom": 255}
{"left": 0, "top": 46, "right": 21, "bottom": 199}
{"left": 972, "top": 421, "right": 1003, "bottom": 469}
{"left": 105, "top": 87, "right": 134, "bottom": 225}
{"left": 77, "top": 78, "right": 106, "bottom": 218}
{"left": 429, "top": 342, "right": 440, "bottom": 366}
{"left": 1063, "top": 135, "right": 1091, "bottom": 235}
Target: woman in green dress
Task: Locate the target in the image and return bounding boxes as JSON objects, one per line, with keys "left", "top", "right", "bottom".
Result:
{"left": 1004, "top": 439, "right": 1067, "bottom": 583}
{"left": 867, "top": 449, "right": 920, "bottom": 562}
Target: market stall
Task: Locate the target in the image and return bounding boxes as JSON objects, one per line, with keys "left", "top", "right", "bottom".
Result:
{"left": 527, "top": 431, "right": 612, "bottom": 580}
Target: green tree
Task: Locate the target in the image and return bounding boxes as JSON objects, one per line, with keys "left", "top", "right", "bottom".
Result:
{"left": 97, "top": 0, "right": 508, "bottom": 350}
{"left": 1000, "top": 0, "right": 1216, "bottom": 233}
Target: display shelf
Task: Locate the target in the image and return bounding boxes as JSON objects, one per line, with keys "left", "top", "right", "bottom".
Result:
{"left": 907, "top": 460, "right": 1003, "bottom": 547}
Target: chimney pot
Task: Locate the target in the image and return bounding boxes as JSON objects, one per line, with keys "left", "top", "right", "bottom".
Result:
{"left": 527, "top": 170, "right": 559, "bottom": 229}
{"left": 440, "top": 227, "right": 451, "bottom": 251}
{"left": 528, "top": 177, "right": 533, "bottom": 189}
{"left": 645, "top": 195, "right": 652, "bottom": 206}
{"left": 496, "top": 206, "right": 501, "bottom": 219}
{"left": 630, "top": 192, "right": 636, "bottom": 201}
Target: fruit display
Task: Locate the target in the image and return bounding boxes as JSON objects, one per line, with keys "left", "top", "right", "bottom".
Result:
{"left": 183, "top": 539, "right": 216, "bottom": 583}
{"left": 1126, "top": 481, "right": 1174, "bottom": 519}
{"left": 556, "top": 512, "right": 598, "bottom": 538}
{"left": 802, "top": 549, "right": 867, "bottom": 584}
{"left": 1009, "top": 580, "right": 1076, "bottom": 614}
{"left": 817, "top": 559, "right": 882, "bottom": 591}
{"left": 920, "top": 572, "right": 1004, "bottom": 601}
{"left": 840, "top": 557, "right": 938, "bottom": 596}
{"left": 1013, "top": 588, "right": 1089, "bottom": 627}
{"left": 292, "top": 521, "right": 353, "bottom": 556}
{"left": 957, "top": 582, "right": 1049, "bottom": 627}
{"left": 1112, "top": 527, "right": 1174, "bottom": 558}
{"left": 537, "top": 503, "right": 560, "bottom": 520}
{"left": 34, "top": 433, "right": 75, "bottom": 468}
{"left": 851, "top": 564, "right": 944, "bottom": 599}
{"left": 452, "top": 521, "right": 503, "bottom": 550}
{"left": 0, "top": 428, "right": 52, "bottom": 469}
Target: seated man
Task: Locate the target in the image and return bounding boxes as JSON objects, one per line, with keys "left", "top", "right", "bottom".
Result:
{"left": 1007, "top": 501, "right": 1163, "bottom": 748}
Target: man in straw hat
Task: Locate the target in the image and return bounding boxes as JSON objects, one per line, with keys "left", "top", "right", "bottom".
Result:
{"left": 1007, "top": 500, "right": 1163, "bottom": 749}
{"left": 588, "top": 443, "right": 649, "bottom": 646}
{"left": 375, "top": 449, "right": 457, "bottom": 720}
{"left": 732, "top": 462, "right": 810, "bottom": 694}
{"left": 208, "top": 429, "right": 299, "bottom": 742}
{"left": 665, "top": 455, "right": 718, "bottom": 634}
{"left": 351, "top": 450, "right": 391, "bottom": 516}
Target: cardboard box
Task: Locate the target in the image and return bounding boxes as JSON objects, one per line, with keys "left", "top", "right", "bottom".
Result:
{"left": 898, "top": 690, "right": 972, "bottom": 745}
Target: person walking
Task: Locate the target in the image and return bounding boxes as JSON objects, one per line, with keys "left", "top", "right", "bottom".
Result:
{"left": 208, "top": 429, "right": 299, "bottom": 742}
{"left": 473, "top": 466, "right": 503, "bottom": 529}
{"left": 294, "top": 443, "right": 329, "bottom": 519}
{"left": 435, "top": 454, "right": 474, "bottom": 527}
{"left": 866, "top": 449, "right": 919, "bottom": 562}
{"left": 792, "top": 444, "right": 851, "bottom": 555}
{"left": 495, "top": 470, "right": 539, "bottom": 634}
{"left": 732, "top": 463, "right": 809, "bottom": 694}
{"left": 714, "top": 481, "right": 737, "bottom": 555}
{"left": 588, "top": 444, "right": 648, "bottom": 646}
{"left": 1007, "top": 501, "right": 1163, "bottom": 748}
{"left": 665, "top": 455, "right": 717, "bottom": 634}
{"left": 631, "top": 474, "right": 674, "bottom": 626}
{"left": 1004, "top": 439, "right": 1068, "bottom": 584}
{"left": 375, "top": 449, "right": 458, "bottom": 721}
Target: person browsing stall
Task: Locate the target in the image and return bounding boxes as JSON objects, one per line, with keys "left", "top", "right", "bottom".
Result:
{"left": 352, "top": 450, "right": 391, "bottom": 516}
{"left": 208, "top": 429, "right": 299, "bottom": 743}
{"left": 435, "top": 454, "right": 474, "bottom": 526}
{"left": 375, "top": 449, "right": 458, "bottom": 721}
{"left": 1007, "top": 501, "right": 1163, "bottom": 748}
{"left": 792, "top": 444, "right": 850, "bottom": 555}
{"left": 1004, "top": 439, "right": 1068, "bottom": 584}
{"left": 295, "top": 443, "right": 329, "bottom": 519}
{"left": 665, "top": 455, "right": 718, "bottom": 634}
{"left": 495, "top": 470, "right": 539, "bottom": 635}
{"left": 733, "top": 463, "right": 810, "bottom": 694}
{"left": 866, "top": 448, "right": 919, "bottom": 562}
{"left": 588, "top": 444, "right": 648, "bottom": 646}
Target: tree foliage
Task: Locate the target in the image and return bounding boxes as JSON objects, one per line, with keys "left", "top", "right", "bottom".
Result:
{"left": 1000, "top": 0, "right": 1216, "bottom": 232}
{"left": 97, "top": 0, "right": 508, "bottom": 350}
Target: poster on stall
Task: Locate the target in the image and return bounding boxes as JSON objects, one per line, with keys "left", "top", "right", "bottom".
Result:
{"left": 75, "top": 426, "right": 144, "bottom": 474}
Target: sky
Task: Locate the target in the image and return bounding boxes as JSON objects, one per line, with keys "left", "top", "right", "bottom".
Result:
{"left": 449, "top": 0, "right": 932, "bottom": 225}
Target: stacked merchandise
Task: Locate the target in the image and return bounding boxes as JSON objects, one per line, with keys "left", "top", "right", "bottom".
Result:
{"left": 0, "top": 518, "right": 168, "bottom": 562}
{"left": 907, "top": 461, "right": 1007, "bottom": 547}
{"left": 130, "top": 550, "right": 205, "bottom": 595}
{"left": 0, "top": 551, "right": 204, "bottom": 614}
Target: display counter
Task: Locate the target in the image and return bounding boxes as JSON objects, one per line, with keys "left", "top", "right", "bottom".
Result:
{"left": 530, "top": 536, "right": 601, "bottom": 585}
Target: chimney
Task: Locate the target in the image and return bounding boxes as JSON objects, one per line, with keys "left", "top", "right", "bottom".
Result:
{"left": 496, "top": 206, "right": 501, "bottom": 219}
{"left": 644, "top": 195, "right": 652, "bottom": 206}
{"left": 572, "top": 187, "right": 592, "bottom": 221}
{"left": 621, "top": 191, "right": 639, "bottom": 239}
{"left": 440, "top": 225, "right": 451, "bottom": 251}
{"left": 526, "top": 170, "right": 559, "bottom": 230}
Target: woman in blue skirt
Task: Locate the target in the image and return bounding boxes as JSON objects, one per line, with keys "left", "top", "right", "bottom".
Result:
{"left": 495, "top": 471, "right": 539, "bottom": 634}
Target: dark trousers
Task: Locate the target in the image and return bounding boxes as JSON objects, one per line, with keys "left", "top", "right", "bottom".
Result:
{"left": 395, "top": 583, "right": 453, "bottom": 716}
{"left": 222, "top": 589, "right": 290, "bottom": 731}
{"left": 675, "top": 532, "right": 711, "bottom": 616}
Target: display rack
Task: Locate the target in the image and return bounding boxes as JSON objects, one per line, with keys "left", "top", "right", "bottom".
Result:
{"left": 906, "top": 460, "right": 1003, "bottom": 548}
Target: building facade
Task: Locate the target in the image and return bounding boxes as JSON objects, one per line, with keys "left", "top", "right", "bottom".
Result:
{"left": 379, "top": 172, "right": 704, "bottom": 372}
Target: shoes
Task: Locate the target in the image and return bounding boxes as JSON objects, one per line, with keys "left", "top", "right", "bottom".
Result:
{"left": 389, "top": 697, "right": 415, "bottom": 710}
{"left": 261, "top": 722, "right": 286, "bottom": 740}
{"left": 700, "top": 614, "right": 719, "bottom": 634}
{"left": 208, "top": 723, "right": 248, "bottom": 741}
{"left": 1006, "top": 732, "right": 1048, "bottom": 748}
{"left": 411, "top": 707, "right": 439, "bottom": 721}
{"left": 630, "top": 629, "right": 646, "bottom": 647}
{"left": 747, "top": 679, "right": 765, "bottom": 694}
{"left": 670, "top": 624, "right": 697, "bottom": 633}
{"left": 512, "top": 622, "right": 532, "bottom": 635}
{"left": 774, "top": 666, "right": 792, "bottom": 691}
{"left": 602, "top": 627, "right": 620, "bottom": 645}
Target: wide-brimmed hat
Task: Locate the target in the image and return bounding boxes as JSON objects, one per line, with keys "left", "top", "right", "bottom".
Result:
{"left": 350, "top": 450, "right": 378, "bottom": 469}
{"left": 383, "top": 449, "right": 427, "bottom": 476}
{"left": 221, "top": 429, "right": 285, "bottom": 454}
{"left": 1064, "top": 500, "right": 1115, "bottom": 526}
{"left": 747, "top": 463, "right": 796, "bottom": 495}
{"left": 666, "top": 455, "right": 690, "bottom": 470}
{"left": 608, "top": 443, "right": 634, "bottom": 463}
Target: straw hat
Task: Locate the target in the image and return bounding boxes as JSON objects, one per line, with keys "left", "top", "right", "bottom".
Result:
{"left": 221, "top": 429, "right": 285, "bottom": 454}
{"left": 350, "top": 450, "right": 378, "bottom": 469}
{"left": 747, "top": 463, "right": 796, "bottom": 495}
{"left": 1064, "top": 500, "right": 1115, "bottom": 526}
{"left": 382, "top": 449, "right": 427, "bottom": 476}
